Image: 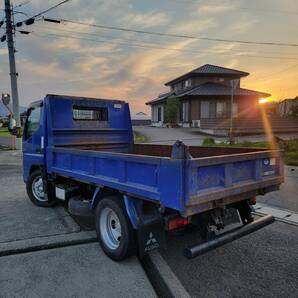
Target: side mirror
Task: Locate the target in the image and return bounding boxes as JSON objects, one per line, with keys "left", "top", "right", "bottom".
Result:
{"left": 1, "top": 93, "right": 10, "bottom": 106}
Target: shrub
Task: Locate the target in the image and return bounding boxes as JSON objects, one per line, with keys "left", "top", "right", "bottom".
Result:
{"left": 164, "top": 98, "right": 179, "bottom": 124}
{"left": 203, "top": 137, "right": 215, "bottom": 146}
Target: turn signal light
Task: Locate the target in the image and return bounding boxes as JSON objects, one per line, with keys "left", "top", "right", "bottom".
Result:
{"left": 168, "top": 217, "right": 188, "bottom": 230}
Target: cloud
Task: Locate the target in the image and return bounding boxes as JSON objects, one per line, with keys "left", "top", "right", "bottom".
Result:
{"left": 227, "top": 18, "right": 259, "bottom": 34}
{"left": 121, "top": 11, "right": 170, "bottom": 28}
{"left": 0, "top": 48, "right": 7, "bottom": 56}
{"left": 197, "top": 4, "right": 235, "bottom": 15}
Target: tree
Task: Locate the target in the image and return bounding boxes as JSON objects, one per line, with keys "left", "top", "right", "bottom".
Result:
{"left": 164, "top": 97, "right": 179, "bottom": 124}
{"left": 290, "top": 104, "right": 298, "bottom": 117}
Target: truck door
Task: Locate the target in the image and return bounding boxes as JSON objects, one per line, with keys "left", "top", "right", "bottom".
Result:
{"left": 23, "top": 102, "right": 45, "bottom": 181}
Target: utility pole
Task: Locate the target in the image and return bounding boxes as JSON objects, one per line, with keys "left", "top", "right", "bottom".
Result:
{"left": 229, "top": 80, "right": 234, "bottom": 144}
{"left": 4, "top": 0, "right": 21, "bottom": 150}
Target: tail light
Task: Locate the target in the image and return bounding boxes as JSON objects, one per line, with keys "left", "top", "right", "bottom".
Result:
{"left": 167, "top": 217, "right": 189, "bottom": 231}
{"left": 250, "top": 196, "right": 257, "bottom": 205}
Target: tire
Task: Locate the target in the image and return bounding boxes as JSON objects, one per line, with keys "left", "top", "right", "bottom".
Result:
{"left": 26, "top": 170, "right": 55, "bottom": 207}
{"left": 95, "top": 196, "right": 136, "bottom": 261}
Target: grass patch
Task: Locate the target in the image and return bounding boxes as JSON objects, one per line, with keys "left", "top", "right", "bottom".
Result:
{"left": 0, "top": 128, "right": 10, "bottom": 137}
{"left": 203, "top": 137, "right": 298, "bottom": 167}
{"left": 134, "top": 131, "right": 146, "bottom": 143}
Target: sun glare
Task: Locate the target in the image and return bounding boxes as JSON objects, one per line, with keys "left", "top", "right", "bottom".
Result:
{"left": 258, "top": 98, "right": 268, "bottom": 104}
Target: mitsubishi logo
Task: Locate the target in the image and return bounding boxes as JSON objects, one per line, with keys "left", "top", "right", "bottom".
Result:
{"left": 146, "top": 232, "right": 157, "bottom": 245}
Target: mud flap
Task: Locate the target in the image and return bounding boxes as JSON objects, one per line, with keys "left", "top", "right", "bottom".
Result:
{"left": 137, "top": 216, "right": 166, "bottom": 259}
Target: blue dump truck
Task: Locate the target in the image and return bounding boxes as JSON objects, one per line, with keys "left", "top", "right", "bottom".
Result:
{"left": 23, "top": 94, "right": 284, "bottom": 261}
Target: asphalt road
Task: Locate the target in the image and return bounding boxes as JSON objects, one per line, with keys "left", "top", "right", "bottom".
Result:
{"left": 1, "top": 243, "right": 155, "bottom": 298}
{"left": 0, "top": 151, "right": 156, "bottom": 297}
{"left": 0, "top": 136, "right": 12, "bottom": 148}
{"left": 133, "top": 126, "right": 298, "bottom": 145}
{"left": 258, "top": 166, "right": 298, "bottom": 213}
{"left": 160, "top": 219, "right": 298, "bottom": 298}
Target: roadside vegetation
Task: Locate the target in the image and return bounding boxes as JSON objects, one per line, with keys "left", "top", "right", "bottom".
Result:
{"left": 202, "top": 137, "right": 298, "bottom": 166}
{"left": 133, "top": 131, "right": 146, "bottom": 143}
{"left": 0, "top": 128, "right": 10, "bottom": 137}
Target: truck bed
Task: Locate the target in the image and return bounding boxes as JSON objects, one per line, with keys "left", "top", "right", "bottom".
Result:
{"left": 47, "top": 143, "right": 283, "bottom": 216}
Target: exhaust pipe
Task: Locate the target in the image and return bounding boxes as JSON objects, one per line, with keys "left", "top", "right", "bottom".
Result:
{"left": 184, "top": 215, "right": 274, "bottom": 259}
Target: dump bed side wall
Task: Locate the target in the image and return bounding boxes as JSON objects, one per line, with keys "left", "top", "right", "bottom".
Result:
{"left": 47, "top": 148, "right": 185, "bottom": 211}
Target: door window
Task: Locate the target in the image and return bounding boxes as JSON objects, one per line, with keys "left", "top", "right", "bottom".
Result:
{"left": 24, "top": 105, "right": 41, "bottom": 140}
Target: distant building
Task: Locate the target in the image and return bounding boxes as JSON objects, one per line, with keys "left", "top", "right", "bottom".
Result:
{"left": 131, "top": 111, "right": 151, "bottom": 126}
{"left": 146, "top": 64, "right": 298, "bottom": 135}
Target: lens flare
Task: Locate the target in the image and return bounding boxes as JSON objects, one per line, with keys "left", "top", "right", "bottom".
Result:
{"left": 259, "top": 98, "right": 268, "bottom": 104}
{"left": 259, "top": 104, "right": 280, "bottom": 158}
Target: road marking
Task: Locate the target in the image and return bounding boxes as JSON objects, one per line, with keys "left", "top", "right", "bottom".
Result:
{"left": 254, "top": 203, "right": 298, "bottom": 226}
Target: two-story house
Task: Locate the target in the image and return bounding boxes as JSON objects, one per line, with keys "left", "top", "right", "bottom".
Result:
{"left": 146, "top": 64, "right": 272, "bottom": 135}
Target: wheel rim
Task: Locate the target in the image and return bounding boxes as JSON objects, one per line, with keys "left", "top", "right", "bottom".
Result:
{"left": 32, "top": 176, "right": 47, "bottom": 202}
{"left": 99, "top": 207, "right": 122, "bottom": 250}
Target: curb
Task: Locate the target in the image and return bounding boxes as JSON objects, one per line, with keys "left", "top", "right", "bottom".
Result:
{"left": 0, "top": 231, "right": 97, "bottom": 257}
{"left": 141, "top": 250, "right": 191, "bottom": 298}
{"left": 253, "top": 203, "right": 298, "bottom": 227}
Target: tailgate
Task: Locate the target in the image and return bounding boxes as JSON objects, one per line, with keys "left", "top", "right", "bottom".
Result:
{"left": 186, "top": 150, "right": 284, "bottom": 209}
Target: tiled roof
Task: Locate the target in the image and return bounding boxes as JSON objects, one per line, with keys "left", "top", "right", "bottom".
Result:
{"left": 165, "top": 64, "right": 249, "bottom": 86}
{"left": 146, "top": 82, "right": 270, "bottom": 105}
{"left": 181, "top": 82, "right": 270, "bottom": 97}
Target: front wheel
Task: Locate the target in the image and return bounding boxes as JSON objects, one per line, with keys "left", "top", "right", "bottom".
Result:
{"left": 95, "top": 196, "right": 136, "bottom": 261}
{"left": 26, "top": 170, "right": 55, "bottom": 207}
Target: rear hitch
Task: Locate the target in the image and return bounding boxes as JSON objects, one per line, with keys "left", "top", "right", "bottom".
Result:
{"left": 184, "top": 214, "right": 274, "bottom": 259}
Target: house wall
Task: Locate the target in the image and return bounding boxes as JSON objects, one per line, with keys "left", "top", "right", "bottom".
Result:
{"left": 186, "top": 96, "right": 262, "bottom": 127}
{"left": 170, "top": 76, "right": 239, "bottom": 91}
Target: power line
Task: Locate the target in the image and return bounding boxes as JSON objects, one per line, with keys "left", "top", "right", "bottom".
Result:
{"left": 55, "top": 18, "right": 298, "bottom": 48}
{"left": 31, "top": 0, "right": 74, "bottom": 18}
{"left": 26, "top": 30, "right": 298, "bottom": 61}
{"left": 35, "top": 23, "right": 298, "bottom": 59}
{"left": 37, "top": 22, "right": 297, "bottom": 59}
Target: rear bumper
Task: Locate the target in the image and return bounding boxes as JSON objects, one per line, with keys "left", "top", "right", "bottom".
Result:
{"left": 184, "top": 214, "right": 275, "bottom": 259}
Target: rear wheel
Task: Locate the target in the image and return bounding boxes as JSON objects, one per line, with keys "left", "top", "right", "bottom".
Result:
{"left": 26, "top": 170, "right": 55, "bottom": 207}
{"left": 95, "top": 196, "right": 136, "bottom": 261}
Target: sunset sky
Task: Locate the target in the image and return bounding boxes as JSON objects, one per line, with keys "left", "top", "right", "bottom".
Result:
{"left": 0, "top": 0, "right": 297, "bottom": 113}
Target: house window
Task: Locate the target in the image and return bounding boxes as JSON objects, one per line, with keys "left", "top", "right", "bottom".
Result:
{"left": 185, "top": 79, "right": 191, "bottom": 88}
{"left": 209, "top": 102, "right": 216, "bottom": 118}
{"left": 157, "top": 106, "right": 162, "bottom": 122}
{"left": 232, "top": 102, "right": 238, "bottom": 118}
{"left": 180, "top": 101, "right": 189, "bottom": 122}
{"left": 216, "top": 101, "right": 226, "bottom": 118}
{"left": 201, "top": 100, "right": 228, "bottom": 119}
{"left": 201, "top": 101, "right": 209, "bottom": 119}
